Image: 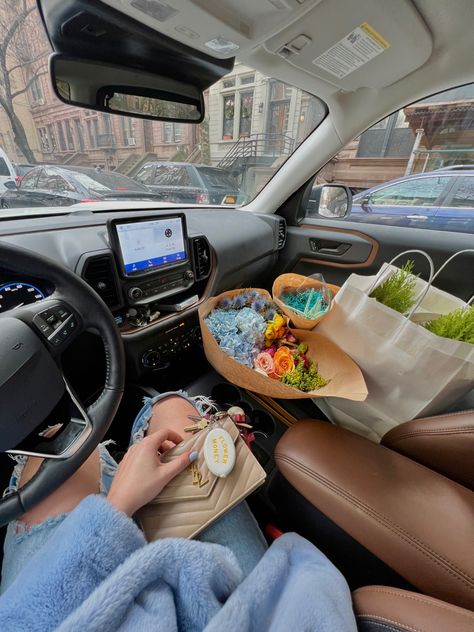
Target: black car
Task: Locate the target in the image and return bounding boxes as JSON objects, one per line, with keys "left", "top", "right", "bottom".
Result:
{"left": 134, "top": 162, "right": 241, "bottom": 205}
{"left": 1, "top": 165, "right": 159, "bottom": 208}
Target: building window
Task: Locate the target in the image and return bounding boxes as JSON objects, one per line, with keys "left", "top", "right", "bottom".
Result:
{"left": 56, "top": 121, "right": 66, "bottom": 151}
{"left": 65, "top": 120, "right": 75, "bottom": 150}
{"left": 121, "top": 118, "right": 133, "bottom": 145}
{"left": 86, "top": 120, "right": 95, "bottom": 148}
{"left": 173, "top": 123, "right": 183, "bottom": 143}
{"left": 222, "top": 78, "right": 236, "bottom": 89}
{"left": 357, "top": 111, "right": 415, "bottom": 158}
{"left": 240, "top": 74, "right": 255, "bottom": 85}
{"left": 163, "top": 122, "right": 184, "bottom": 143}
{"left": 38, "top": 127, "right": 50, "bottom": 152}
{"left": 222, "top": 94, "right": 235, "bottom": 139}
{"left": 47, "top": 124, "right": 57, "bottom": 152}
{"left": 74, "top": 119, "right": 85, "bottom": 152}
{"left": 239, "top": 91, "right": 253, "bottom": 137}
{"left": 92, "top": 119, "right": 99, "bottom": 143}
{"left": 30, "top": 76, "right": 43, "bottom": 103}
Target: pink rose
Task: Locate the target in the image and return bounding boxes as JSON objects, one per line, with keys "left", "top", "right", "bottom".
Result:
{"left": 254, "top": 351, "right": 274, "bottom": 375}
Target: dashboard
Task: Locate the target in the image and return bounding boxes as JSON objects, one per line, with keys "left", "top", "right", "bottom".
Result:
{"left": 0, "top": 206, "right": 285, "bottom": 378}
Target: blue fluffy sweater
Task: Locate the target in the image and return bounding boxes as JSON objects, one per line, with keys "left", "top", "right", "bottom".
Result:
{"left": 0, "top": 496, "right": 357, "bottom": 631}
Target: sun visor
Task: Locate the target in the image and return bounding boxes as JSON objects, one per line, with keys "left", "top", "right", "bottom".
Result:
{"left": 263, "top": 0, "right": 432, "bottom": 90}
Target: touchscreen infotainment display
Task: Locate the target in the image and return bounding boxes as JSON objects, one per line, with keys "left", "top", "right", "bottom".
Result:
{"left": 114, "top": 216, "right": 187, "bottom": 275}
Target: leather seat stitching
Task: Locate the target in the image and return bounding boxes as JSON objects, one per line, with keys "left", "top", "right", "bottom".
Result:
{"left": 415, "top": 410, "right": 474, "bottom": 422}
{"left": 276, "top": 454, "right": 474, "bottom": 588}
{"left": 355, "top": 614, "right": 423, "bottom": 632}
{"left": 356, "top": 587, "right": 474, "bottom": 619}
{"left": 389, "top": 428, "right": 474, "bottom": 439}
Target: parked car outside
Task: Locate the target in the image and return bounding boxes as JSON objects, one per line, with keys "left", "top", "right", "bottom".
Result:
{"left": 0, "top": 149, "right": 17, "bottom": 193}
{"left": 0, "top": 165, "right": 163, "bottom": 208}
{"left": 134, "top": 162, "right": 241, "bottom": 205}
{"left": 13, "top": 163, "right": 35, "bottom": 186}
{"left": 309, "top": 168, "right": 474, "bottom": 234}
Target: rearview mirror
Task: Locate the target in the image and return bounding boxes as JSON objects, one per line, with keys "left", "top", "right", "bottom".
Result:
{"left": 4, "top": 180, "right": 17, "bottom": 190}
{"left": 308, "top": 184, "right": 352, "bottom": 219}
{"left": 50, "top": 54, "right": 204, "bottom": 123}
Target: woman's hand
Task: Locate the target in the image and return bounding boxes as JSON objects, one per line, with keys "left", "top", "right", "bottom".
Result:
{"left": 107, "top": 429, "right": 198, "bottom": 517}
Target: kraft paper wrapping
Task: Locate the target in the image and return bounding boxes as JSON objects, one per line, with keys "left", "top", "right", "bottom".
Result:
{"left": 272, "top": 273, "right": 339, "bottom": 330}
{"left": 198, "top": 288, "right": 367, "bottom": 401}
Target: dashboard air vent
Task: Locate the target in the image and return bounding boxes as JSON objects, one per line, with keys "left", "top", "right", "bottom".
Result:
{"left": 191, "top": 236, "right": 212, "bottom": 281}
{"left": 277, "top": 218, "right": 287, "bottom": 249}
{"left": 82, "top": 254, "right": 121, "bottom": 309}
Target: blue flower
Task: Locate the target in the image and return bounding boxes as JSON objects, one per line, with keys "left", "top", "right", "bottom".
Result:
{"left": 205, "top": 309, "right": 239, "bottom": 342}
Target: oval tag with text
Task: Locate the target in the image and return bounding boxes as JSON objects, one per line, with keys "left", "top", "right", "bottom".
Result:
{"left": 204, "top": 427, "right": 236, "bottom": 478}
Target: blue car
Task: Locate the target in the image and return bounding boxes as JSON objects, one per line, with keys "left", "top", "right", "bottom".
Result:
{"left": 345, "top": 167, "right": 474, "bottom": 233}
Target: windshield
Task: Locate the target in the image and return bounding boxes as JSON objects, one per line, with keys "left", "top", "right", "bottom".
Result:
{"left": 0, "top": 2, "right": 325, "bottom": 211}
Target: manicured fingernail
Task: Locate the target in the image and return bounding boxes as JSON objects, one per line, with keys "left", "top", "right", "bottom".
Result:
{"left": 189, "top": 451, "right": 199, "bottom": 463}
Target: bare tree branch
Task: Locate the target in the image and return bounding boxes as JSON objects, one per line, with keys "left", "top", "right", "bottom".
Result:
{"left": 2, "top": 6, "right": 35, "bottom": 55}
{"left": 7, "top": 50, "right": 48, "bottom": 75}
{"left": 10, "top": 68, "right": 48, "bottom": 101}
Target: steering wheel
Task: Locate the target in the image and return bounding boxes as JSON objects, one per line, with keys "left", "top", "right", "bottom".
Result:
{"left": 0, "top": 241, "right": 125, "bottom": 526}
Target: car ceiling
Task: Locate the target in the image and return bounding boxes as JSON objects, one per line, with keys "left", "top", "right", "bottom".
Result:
{"left": 87, "top": 0, "right": 474, "bottom": 213}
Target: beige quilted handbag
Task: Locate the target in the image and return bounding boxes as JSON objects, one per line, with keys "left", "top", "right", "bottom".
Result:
{"left": 137, "top": 418, "right": 266, "bottom": 540}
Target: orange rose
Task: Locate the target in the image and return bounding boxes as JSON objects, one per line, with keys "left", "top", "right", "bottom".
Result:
{"left": 273, "top": 346, "right": 295, "bottom": 377}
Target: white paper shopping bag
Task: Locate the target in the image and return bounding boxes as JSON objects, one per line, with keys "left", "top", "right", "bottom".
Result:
{"left": 315, "top": 250, "right": 474, "bottom": 440}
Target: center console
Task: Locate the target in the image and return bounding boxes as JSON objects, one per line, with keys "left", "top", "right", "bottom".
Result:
{"left": 79, "top": 213, "right": 213, "bottom": 377}
{"left": 109, "top": 214, "right": 196, "bottom": 306}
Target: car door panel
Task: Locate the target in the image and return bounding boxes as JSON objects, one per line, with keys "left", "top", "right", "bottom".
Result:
{"left": 278, "top": 218, "right": 474, "bottom": 302}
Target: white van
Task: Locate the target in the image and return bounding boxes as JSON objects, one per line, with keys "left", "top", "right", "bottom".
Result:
{"left": 0, "top": 148, "right": 16, "bottom": 193}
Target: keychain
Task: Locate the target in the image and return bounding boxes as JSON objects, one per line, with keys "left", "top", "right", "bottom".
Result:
{"left": 183, "top": 406, "right": 252, "bottom": 478}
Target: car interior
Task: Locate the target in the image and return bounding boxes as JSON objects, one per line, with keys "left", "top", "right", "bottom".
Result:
{"left": 0, "top": 0, "right": 473, "bottom": 630}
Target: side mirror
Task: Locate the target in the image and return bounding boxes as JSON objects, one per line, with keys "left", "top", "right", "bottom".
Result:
{"left": 360, "top": 195, "right": 371, "bottom": 212}
{"left": 4, "top": 180, "right": 17, "bottom": 190}
{"left": 50, "top": 54, "right": 205, "bottom": 123}
{"left": 309, "top": 184, "right": 352, "bottom": 219}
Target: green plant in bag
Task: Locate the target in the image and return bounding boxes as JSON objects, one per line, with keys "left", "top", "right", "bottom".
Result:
{"left": 370, "top": 260, "right": 419, "bottom": 314}
{"left": 424, "top": 305, "right": 474, "bottom": 344}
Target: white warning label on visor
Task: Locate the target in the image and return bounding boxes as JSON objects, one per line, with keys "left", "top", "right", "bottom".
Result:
{"left": 312, "top": 22, "right": 390, "bottom": 79}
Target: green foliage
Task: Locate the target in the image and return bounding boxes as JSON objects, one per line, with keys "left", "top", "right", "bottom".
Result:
{"left": 424, "top": 306, "right": 474, "bottom": 344}
{"left": 281, "top": 360, "right": 329, "bottom": 392}
{"left": 370, "top": 260, "right": 418, "bottom": 314}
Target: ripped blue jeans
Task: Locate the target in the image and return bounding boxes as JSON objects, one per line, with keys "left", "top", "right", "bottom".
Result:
{"left": 1, "top": 391, "right": 267, "bottom": 594}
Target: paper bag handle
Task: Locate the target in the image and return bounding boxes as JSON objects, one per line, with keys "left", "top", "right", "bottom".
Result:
{"left": 366, "top": 249, "right": 435, "bottom": 317}
{"left": 431, "top": 249, "right": 474, "bottom": 306}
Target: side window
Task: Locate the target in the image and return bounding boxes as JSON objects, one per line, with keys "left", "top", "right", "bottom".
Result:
{"left": 447, "top": 176, "right": 474, "bottom": 208}
{"left": 20, "top": 171, "right": 38, "bottom": 190}
{"left": 0, "top": 158, "right": 10, "bottom": 177}
{"left": 153, "top": 166, "right": 191, "bottom": 186}
{"left": 36, "top": 170, "right": 49, "bottom": 190}
{"left": 305, "top": 82, "right": 474, "bottom": 234}
{"left": 368, "top": 177, "right": 450, "bottom": 207}
{"left": 136, "top": 166, "right": 154, "bottom": 185}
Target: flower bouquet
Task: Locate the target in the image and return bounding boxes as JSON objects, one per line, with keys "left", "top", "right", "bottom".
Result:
{"left": 272, "top": 273, "right": 339, "bottom": 330}
{"left": 198, "top": 288, "right": 368, "bottom": 400}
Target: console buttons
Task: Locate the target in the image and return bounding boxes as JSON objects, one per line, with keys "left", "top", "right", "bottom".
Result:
{"left": 128, "top": 287, "right": 143, "bottom": 300}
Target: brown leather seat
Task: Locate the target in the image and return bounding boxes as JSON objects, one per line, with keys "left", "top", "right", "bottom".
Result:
{"left": 274, "top": 419, "right": 474, "bottom": 611}
{"left": 382, "top": 410, "right": 474, "bottom": 490}
{"left": 353, "top": 586, "right": 474, "bottom": 632}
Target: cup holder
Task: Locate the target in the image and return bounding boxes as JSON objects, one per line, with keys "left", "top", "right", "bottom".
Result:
{"left": 235, "top": 400, "right": 252, "bottom": 417}
{"left": 250, "top": 409, "right": 275, "bottom": 438}
{"left": 211, "top": 383, "right": 241, "bottom": 407}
